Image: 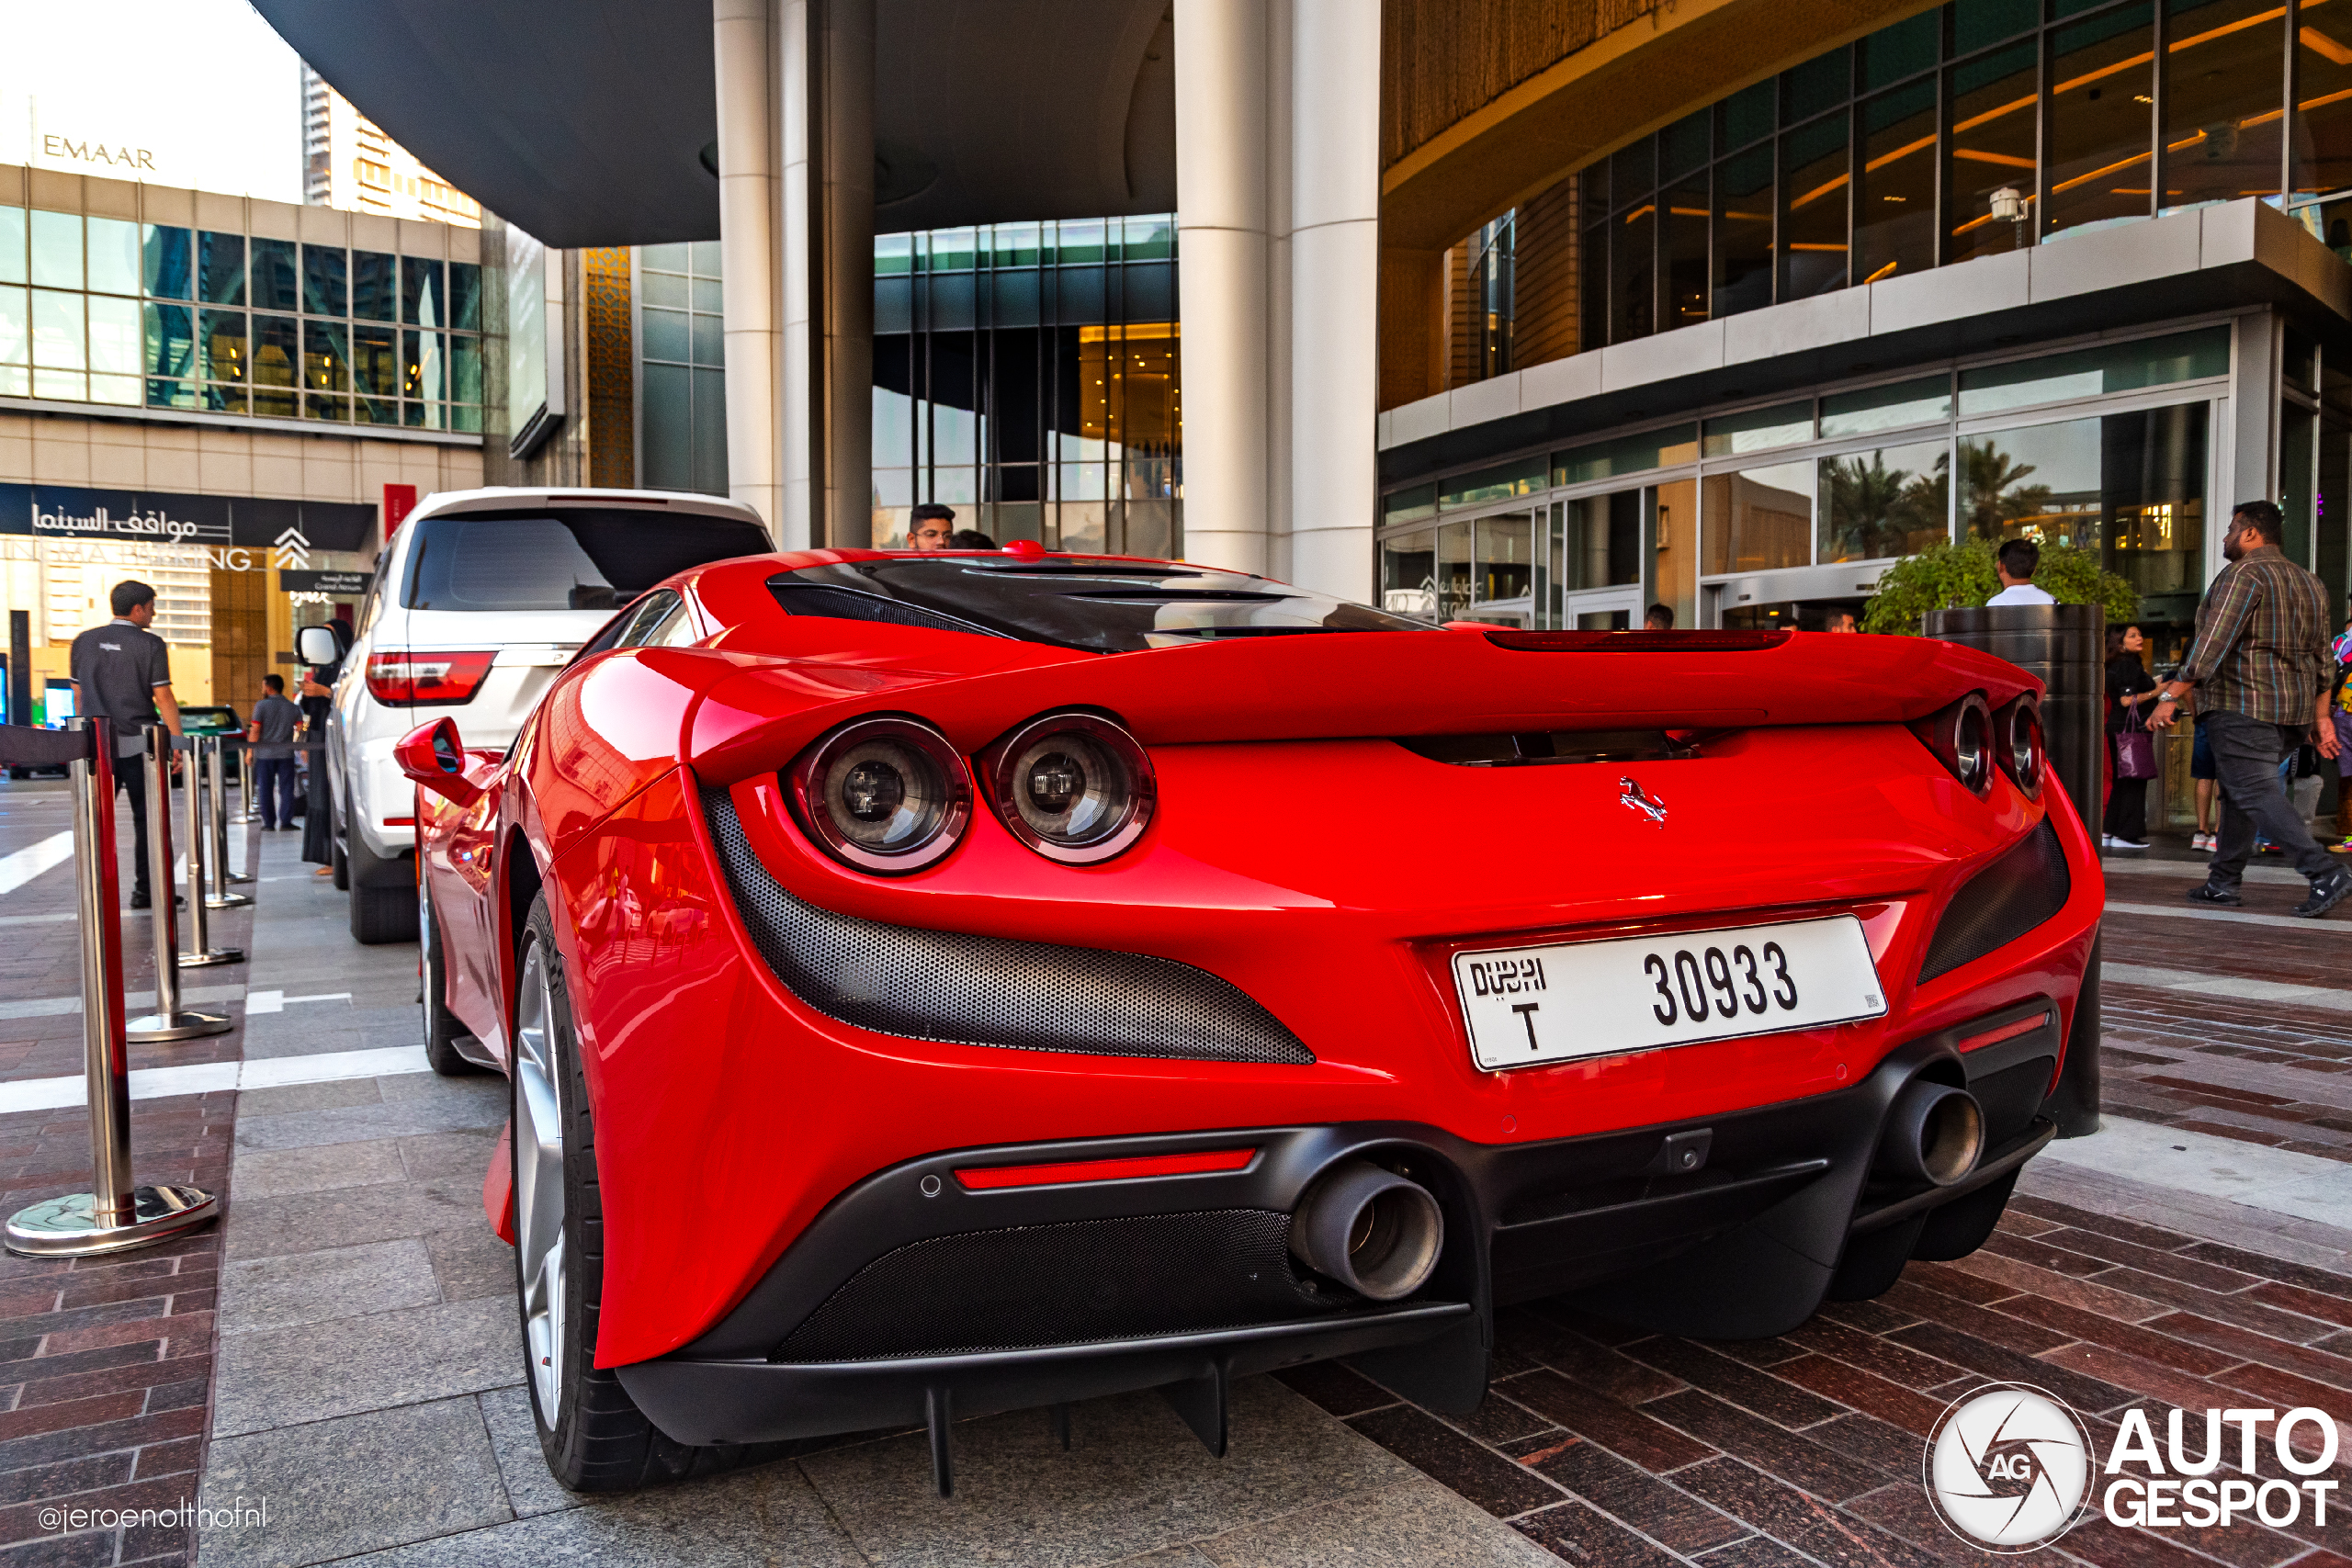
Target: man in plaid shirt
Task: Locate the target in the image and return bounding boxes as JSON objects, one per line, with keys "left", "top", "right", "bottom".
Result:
{"left": 2150, "top": 500, "right": 2350, "bottom": 917}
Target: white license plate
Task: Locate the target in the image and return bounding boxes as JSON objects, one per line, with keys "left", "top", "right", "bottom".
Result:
{"left": 1453, "top": 916, "right": 1886, "bottom": 1072}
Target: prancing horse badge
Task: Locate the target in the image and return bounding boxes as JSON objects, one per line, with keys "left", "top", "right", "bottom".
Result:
{"left": 1619, "top": 776, "right": 1668, "bottom": 827}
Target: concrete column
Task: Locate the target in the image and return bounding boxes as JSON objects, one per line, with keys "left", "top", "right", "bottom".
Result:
{"left": 714, "top": 0, "right": 783, "bottom": 537}
{"left": 777, "top": 0, "right": 818, "bottom": 547}
{"left": 1174, "top": 0, "right": 1272, "bottom": 577}
{"left": 1285, "top": 0, "right": 1379, "bottom": 602}
{"left": 820, "top": 0, "right": 875, "bottom": 548}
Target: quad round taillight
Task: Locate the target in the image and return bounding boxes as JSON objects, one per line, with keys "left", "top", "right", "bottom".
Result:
{"left": 1910, "top": 693, "right": 1996, "bottom": 797}
{"left": 1996, "top": 694, "right": 2045, "bottom": 798}
{"left": 786, "top": 716, "right": 972, "bottom": 873}
{"left": 982, "top": 712, "right": 1156, "bottom": 864}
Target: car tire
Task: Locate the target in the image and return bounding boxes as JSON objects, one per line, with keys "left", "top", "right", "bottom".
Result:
{"left": 511, "top": 895, "right": 759, "bottom": 1492}
{"left": 347, "top": 832, "right": 418, "bottom": 945}
{"left": 419, "top": 887, "right": 479, "bottom": 1076}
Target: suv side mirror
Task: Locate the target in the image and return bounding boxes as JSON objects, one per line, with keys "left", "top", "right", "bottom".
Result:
{"left": 298, "top": 626, "right": 342, "bottom": 667}
{"left": 394, "top": 717, "right": 484, "bottom": 807}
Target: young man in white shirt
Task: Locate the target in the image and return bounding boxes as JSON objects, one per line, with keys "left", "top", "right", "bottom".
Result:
{"left": 1985, "top": 538, "right": 2055, "bottom": 605}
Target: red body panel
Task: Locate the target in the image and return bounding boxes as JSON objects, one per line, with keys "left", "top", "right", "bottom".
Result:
{"left": 418, "top": 548, "right": 2103, "bottom": 1368}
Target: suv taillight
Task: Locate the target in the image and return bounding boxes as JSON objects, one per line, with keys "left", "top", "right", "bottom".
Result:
{"left": 366, "top": 651, "right": 497, "bottom": 706}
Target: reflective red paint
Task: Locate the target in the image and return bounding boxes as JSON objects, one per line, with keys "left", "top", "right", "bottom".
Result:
{"left": 410, "top": 547, "right": 2102, "bottom": 1369}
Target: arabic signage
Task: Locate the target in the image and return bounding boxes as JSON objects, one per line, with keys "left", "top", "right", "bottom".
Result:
{"left": 280, "top": 571, "right": 374, "bottom": 596}
{"left": 0, "top": 485, "right": 378, "bottom": 553}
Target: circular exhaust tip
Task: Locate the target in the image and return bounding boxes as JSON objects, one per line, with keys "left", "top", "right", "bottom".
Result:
{"left": 1288, "top": 1160, "right": 1443, "bottom": 1302}
{"left": 1878, "top": 1080, "right": 1986, "bottom": 1188}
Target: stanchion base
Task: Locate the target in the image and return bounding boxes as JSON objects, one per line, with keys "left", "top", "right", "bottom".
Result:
{"left": 126, "top": 1010, "right": 232, "bottom": 1042}
{"left": 202, "top": 893, "right": 254, "bottom": 909}
{"left": 176, "top": 948, "right": 245, "bottom": 969}
{"left": 225, "top": 872, "right": 254, "bottom": 885}
{"left": 6, "top": 1185, "right": 218, "bottom": 1258}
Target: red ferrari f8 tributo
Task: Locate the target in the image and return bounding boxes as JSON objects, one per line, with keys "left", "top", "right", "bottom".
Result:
{"left": 401, "top": 545, "right": 2099, "bottom": 1493}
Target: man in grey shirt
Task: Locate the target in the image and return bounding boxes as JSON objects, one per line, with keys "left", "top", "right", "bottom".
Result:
{"left": 246, "top": 674, "right": 303, "bottom": 830}
{"left": 68, "top": 581, "right": 182, "bottom": 908}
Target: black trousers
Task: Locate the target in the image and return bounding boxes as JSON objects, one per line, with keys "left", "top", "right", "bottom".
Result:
{"left": 2206, "top": 709, "right": 2336, "bottom": 887}
{"left": 2101, "top": 773, "right": 2147, "bottom": 842}
{"left": 114, "top": 757, "right": 151, "bottom": 898}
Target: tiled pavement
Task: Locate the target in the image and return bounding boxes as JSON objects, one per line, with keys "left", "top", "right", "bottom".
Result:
{"left": 6, "top": 781, "right": 2352, "bottom": 1566}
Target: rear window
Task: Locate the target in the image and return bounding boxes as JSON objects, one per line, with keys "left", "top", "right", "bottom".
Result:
{"left": 402, "top": 508, "right": 769, "bottom": 612}
{"left": 767, "top": 558, "right": 1430, "bottom": 653}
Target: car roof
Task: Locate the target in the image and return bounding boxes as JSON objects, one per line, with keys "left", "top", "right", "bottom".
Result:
{"left": 401, "top": 487, "right": 769, "bottom": 529}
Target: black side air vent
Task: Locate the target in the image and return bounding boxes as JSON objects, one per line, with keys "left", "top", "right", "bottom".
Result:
{"left": 701, "top": 788, "right": 1314, "bottom": 1066}
{"left": 1919, "top": 818, "right": 2070, "bottom": 983}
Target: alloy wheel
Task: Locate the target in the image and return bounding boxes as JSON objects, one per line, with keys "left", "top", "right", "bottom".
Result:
{"left": 513, "top": 939, "right": 569, "bottom": 1423}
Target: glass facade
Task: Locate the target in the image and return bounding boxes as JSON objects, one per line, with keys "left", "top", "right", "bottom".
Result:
{"left": 1383, "top": 324, "right": 2231, "bottom": 644}
{"left": 1570, "top": 0, "right": 2352, "bottom": 354}
{"left": 872, "top": 215, "right": 1181, "bottom": 552}
{"left": 0, "top": 205, "right": 481, "bottom": 429}
{"left": 637, "top": 241, "right": 729, "bottom": 495}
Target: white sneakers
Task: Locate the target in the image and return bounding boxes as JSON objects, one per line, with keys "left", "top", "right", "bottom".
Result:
{"left": 2192, "top": 831, "right": 2216, "bottom": 852}
{"left": 2102, "top": 834, "right": 2151, "bottom": 851}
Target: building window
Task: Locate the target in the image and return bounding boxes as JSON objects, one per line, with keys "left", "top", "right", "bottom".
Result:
{"left": 872, "top": 215, "right": 1182, "bottom": 554}
{"left": 635, "top": 242, "right": 728, "bottom": 495}
{"left": 0, "top": 204, "right": 480, "bottom": 429}
{"left": 1557, "top": 0, "right": 2330, "bottom": 355}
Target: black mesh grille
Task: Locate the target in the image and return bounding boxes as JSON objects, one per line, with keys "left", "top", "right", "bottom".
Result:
{"left": 774, "top": 1210, "right": 1348, "bottom": 1360}
{"left": 1920, "top": 818, "right": 2071, "bottom": 982}
{"left": 702, "top": 788, "right": 1315, "bottom": 1065}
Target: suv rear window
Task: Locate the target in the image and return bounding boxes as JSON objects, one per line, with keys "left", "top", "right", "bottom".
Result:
{"left": 402, "top": 508, "right": 770, "bottom": 612}
{"left": 767, "top": 558, "right": 1429, "bottom": 653}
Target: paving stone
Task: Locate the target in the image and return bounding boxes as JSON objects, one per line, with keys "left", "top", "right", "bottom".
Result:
{"left": 471, "top": 1387, "right": 572, "bottom": 1519}
{"left": 209, "top": 1295, "right": 520, "bottom": 1438}
{"left": 217, "top": 1239, "right": 439, "bottom": 1336}
{"left": 232, "top": 1079, "right": 381, "bottom": 1117}
{"left": 425, "top": 1227, "right": 514, "bottom": 1304}
{"left": 219, "top": 1171, "right": 485, "bottom": 1263}
{"left": 231, "top": 1093, "right": 503, "bottom": 1154}
{"left": 1195, "top": 1475, "right": 1562, "bottom": 1566}
{"left": 800, "top": 1378, "right": 1414, "bottom": 1568}
{"left": 324, "top": 1461, "right": 858, "bottom": 1568}
{"left": 1346, "top": 1404, "right": 1562, "bottom": 1519}
{"left": 396, "top": 1131, "right": 497, "bottom": 1182}
{"left": 194, "top": 1397, "right": 509, "bottom": 1568}
{"left": 225, "top": 1139, "right": 403, "bottom": 1201}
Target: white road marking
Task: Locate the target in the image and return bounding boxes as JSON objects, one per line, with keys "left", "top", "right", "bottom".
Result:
{"left": 2106, "top": 900, "right": 2352, "bottom": 933}
{"left": 2104, "top": 961, "right": 2352, "bottom": 1011}
{"left": 243, "top": 990, "right": 351, "bottom": 1015}
{"left": 0, "top": 984, "right": 246, "bottom": 1021}
{"left": 0, "top": 1043, "right": 434, "bottom": 1114}
{"left": 2038, "top": 1116, "right": 2352, "bottom": 1230}
{"left": 0, "top": 831, "right": 74, "bottom": 897}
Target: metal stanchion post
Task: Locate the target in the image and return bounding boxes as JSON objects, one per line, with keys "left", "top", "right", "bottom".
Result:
{"left": 6, "top": 717, "right": 220, "bottom": 1257}
{"left": 127, "top": 729, "right": 232, "bottom": 1043}
{"left": 207, "top": 737, "right": 254, "bottom": 897}
{"left": 180, "top": 743, "right": 241, "bottom": 964}
{"left": 230, "top": 730, "right": 259, "bottom": 825}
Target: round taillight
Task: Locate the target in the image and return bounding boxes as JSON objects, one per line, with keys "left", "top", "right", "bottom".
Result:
{"left": 983, "top": 712, "right": 1155, "bottom": 864}
{"left": 786, "top": 716, "right": 971, "bottom": 874}
{"left": 1953, "top": 699, "right": 1993, "bottom": 795}
{"left": 2000, "top": 698, "right": 2044, "bottom": 797}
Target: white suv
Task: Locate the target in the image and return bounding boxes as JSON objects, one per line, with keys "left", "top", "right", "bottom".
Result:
{"left": 322, "top": 486, "right": 773, "bottom": 942}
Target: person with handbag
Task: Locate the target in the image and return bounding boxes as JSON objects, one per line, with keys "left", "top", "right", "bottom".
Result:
{"left": 2105, "top": 624, "right": 2159, "bottom": 849}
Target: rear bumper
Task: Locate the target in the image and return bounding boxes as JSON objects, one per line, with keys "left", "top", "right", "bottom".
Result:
{"left": 614, "top": 1000, "right": 2063, "bottom": 1447}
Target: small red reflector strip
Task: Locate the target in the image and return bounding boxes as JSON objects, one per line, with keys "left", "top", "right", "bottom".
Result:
{"left": 1959, "top": 1014, "right": 2051, "bottom": 1052}
{"left": 955, "top": 1147, "right": 1256, "bottom": 1190}
{"left": 382, "top": 817, "right": 417, "bottom": 827}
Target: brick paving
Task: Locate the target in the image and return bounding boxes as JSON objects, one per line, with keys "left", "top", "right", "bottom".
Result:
{"left": 0, "top": 781, "right": 247, "bottom": 1567}
{"left": 1302, "top": 1189, "right": 2352, "bottom": 1566}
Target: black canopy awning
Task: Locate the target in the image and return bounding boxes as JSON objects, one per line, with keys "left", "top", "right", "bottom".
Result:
{"left": 253, "top": 0, "right": 1176, "bottom": 249}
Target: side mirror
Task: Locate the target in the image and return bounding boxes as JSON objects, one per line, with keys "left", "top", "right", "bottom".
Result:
{"left": 297, "top": 626, "right": 341, "bottom": 667}
{"left": 394, "top": 717, "right": 484, "bottom": 807}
